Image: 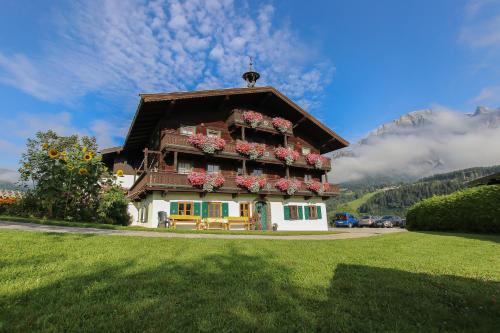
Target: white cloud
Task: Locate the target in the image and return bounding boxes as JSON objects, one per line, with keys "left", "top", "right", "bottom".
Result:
{"left": 472, "top": 85, "right": 500, "bottom": 105}
{"left": 0, "top": 168, "right": 19, "bottom": 184}
{"left": 331, "top": 107, "right": 500, "bottom": 183}
{"left": 461, "top": 0, "right": 500, "bottom": 48}
{"left": 0, "top": 0, "right": 332, "bottom": 108}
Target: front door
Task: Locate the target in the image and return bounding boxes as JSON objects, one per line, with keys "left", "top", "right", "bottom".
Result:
{"left": 255, "top": 201, "right": 267, "bottom": 230}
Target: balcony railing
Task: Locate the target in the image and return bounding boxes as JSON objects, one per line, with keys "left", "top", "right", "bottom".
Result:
{"left": 160, "top": 132, "right": 331, "bottom": 171}
{"left": 227, "top": 109, "right": 294, "bottom": 136}
{"left": 128, "top": 171, "right": 340, "bottom": 199}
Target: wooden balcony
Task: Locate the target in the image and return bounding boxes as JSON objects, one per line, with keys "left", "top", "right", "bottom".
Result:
{"left": 160, "top": 132, "right": 331, "bottom": 171}
{"left": 227, "top": 109, "right": 294, "bottom": 136}
{"left": 128, "top": 171, "right": 340, "bottom": 200}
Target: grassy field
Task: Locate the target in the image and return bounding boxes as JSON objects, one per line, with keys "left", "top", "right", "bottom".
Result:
{"left": 0, "top": 230, "right": 499, "bottom": 332}
{"left": 0, "top": 215, "right": 341, "bottom": 236}
{"left": 335, "top": 189, "right": 383, "bottom": 216}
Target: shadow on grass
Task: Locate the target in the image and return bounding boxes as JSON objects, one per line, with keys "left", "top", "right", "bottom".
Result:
{"left": 1, "top": 249, "right": 499, "bottom": 332}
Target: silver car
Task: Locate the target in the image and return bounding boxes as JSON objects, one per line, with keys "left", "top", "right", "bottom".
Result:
{"left": 359, "top": 215, "right": 376, "bottom": 227}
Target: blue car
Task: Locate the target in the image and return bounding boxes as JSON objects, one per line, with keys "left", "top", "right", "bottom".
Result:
{"left": 333, "top": 213, "right": 359, "bottom": 228}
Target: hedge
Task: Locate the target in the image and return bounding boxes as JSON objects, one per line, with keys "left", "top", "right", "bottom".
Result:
{"left": 406, "top": 185, "right": 500, "bottom": 233}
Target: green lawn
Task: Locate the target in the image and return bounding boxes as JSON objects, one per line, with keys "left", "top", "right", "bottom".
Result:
{"left": 0, "top": 215, "right": 341, "bottom": 236}
{"left": 0, "top": 230, "right": 499, "bottom": 332}
{"left": 336, "top": 189, "right": 384, "bottom": 216}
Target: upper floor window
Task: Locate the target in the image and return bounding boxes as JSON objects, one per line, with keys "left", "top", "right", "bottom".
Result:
{"left": 177, "top": 161, "right": 193, "bottom": 174}
{"left": 237, "top": 167, "right": 244, "bottom": 176}
{"left": 252, "top": 168, "right": 263, "bottom": 176}
{"left": 207, "top": 163, "right": 220, "bottom": 174}
{"left": 304, "top": 174, "right": 312, "bottom": 182}
{"left": 301, "top": 147, "right": 311, "bottom": 155}
{"left": 180, "top": 126, "right": 196, "bottom": 136}
{"left": 206, "top": 129, "right": 221, "bottom": 138}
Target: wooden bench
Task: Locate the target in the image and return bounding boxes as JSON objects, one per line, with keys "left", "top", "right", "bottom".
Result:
{"left": 226, "top": 216, "right": 252, "bottom": 230}
{"left": 169, "top": 215, "right": 202, "bottom": 230}
{"left": 203, "top": 218, "right": 228, "bottom": 230}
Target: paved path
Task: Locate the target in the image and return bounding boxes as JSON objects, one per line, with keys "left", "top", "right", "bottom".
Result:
{"left": 0, "top": 220, "right": 406, "bottom": 241}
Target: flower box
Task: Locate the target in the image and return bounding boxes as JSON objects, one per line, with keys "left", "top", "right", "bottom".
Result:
{"left": 188, "top": 172, "right": 225, "bottom": 192}
{"left": 188, "top": 134, "right": 225, "bottom": 154}
{"left": 275, "top": 178, "right": 301, "bottom": 195}
{"left": 235, "top": 140, "right": 266, "bottom": 160}
{"left": 242, "top": 111, "right": 264, "bottom": 128}
{"left": 305, "top": 180, "right": 330, "bottom": 195}
{"left": 305, "top": 153, "right": 329, "bottom": 169}
{"left": 235, "top": 175, "right": 267, "bottom": 193}
{"left": 271, "top": 117, "right": 292, "bottom": 133}
{"left": 274, "top": 147, "right": 299, "bottom": 165}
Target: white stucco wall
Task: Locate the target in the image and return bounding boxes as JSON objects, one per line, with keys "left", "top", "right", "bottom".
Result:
{"left": 115, "top": 175, "right": 136, "bottom": 190}
{"left": 131, "top": 191, "right": 328, "bottom": 231}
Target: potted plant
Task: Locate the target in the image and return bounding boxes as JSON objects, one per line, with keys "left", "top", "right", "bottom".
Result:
{"left": 235, "top": 140, "right": 266, "bottom": 160}
{"left": 235, "top": 175, "right": 267, "bottom": 193}
{"left": 188, "top": 133, "right": 225, "bottom": 154}
{"left": 274, "top": 147, "right": 299, "bottom": 165}
{"left": 271, "top": 117, "right": 292, "bottom": 133}
{"left": 305, "top": 153, "right": 329, "bottom": 169}
{"left": 305, "top": 180, "right": 330, "bottom": 195}
{"left": 275, "top": 178, "right": 301, "bottom": 195}
{"left": 242, "top": 111, "right": 264, "bottom": 128}
{"left": 188, "top": 172, "right": 225, "bottom": 192}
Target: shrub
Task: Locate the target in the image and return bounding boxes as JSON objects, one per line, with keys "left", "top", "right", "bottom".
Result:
{"left": 406, "top": 185, "right": 500, "bottom": 233}
{"left": 97, "top": 186, "right": 131, "bottom": 225}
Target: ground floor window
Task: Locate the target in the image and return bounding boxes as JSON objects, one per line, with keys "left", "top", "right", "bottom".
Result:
{"left": 240, "top": 202, "right": 250, "bottom": 217}
{"left": 139, "top": 205, "right": 148, "bottom": 223}
{"left": 178, "top": 201, "right": 193, "bottom": 216}
{"left": 208, "top": 202, "right": 222, "bottom": 218}
{"left": 308, "top": 205, "right": 318, "bottom": 219}
{"left": 289, "top": 205, "right": 299, "bottom": 220}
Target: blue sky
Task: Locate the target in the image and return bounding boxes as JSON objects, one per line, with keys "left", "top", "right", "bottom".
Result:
{"left": 1, "top": 0, "right": 500, "bottom": 180}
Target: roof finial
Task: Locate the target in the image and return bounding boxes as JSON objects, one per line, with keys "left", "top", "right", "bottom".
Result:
{"left": 242, "top": 56, "right": 260, "bottom": 88}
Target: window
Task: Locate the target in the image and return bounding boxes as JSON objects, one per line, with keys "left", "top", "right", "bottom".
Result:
{"left": 180, "top": 126, "right": 196, "bottom": 136}
{"left": 140, "top": 204, "right": 148, "bottom": 223}
{"left": 208, "top": 202, "right": 222, "bottom": 218}
{"left": 252, "top": 168, "right": 263, "bottom": 176}
{"left": 240, "top": 202, "right": 250, "bottom": 217}
{"left": 304, "top": 174, "right": 312, "bottom": 182}
{"left": 177, "top": 161, "right": 193, "bottom": 174}
{"left": 309, "top": 205, "right": 318, "bottom": 219}
{"left": 207, "top": 163, "right": 220, "bottom": 174}
{"left": 178, "top": 202, "right": 193, "bottom": 216}
{"left": 237, "top": 167, "right": 244, "bottom": 176}
{"left": 289, "top": 205, "right": 299, "bottom": 220}
{"left": 206, "top": 129, "right": 221, "bottom": 138}
{"left": 301, "top": 147, "right": 311, "bottom": 155}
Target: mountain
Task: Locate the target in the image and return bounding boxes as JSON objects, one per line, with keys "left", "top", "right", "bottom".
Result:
{"left": 331, "top": 106, "right": 500, "bottom": 184}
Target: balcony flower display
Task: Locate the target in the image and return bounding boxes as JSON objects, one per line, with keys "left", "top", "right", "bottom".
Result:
{"left": 242, "top": 111, "right": 263, "bottom": 128}
{"left": 235, "top": 140, "right": 266, "bottom": 160}
{"left": 305, "top": 153, "right": 329, "bottom": 169}
{"left": 271, "top": 117, "right": 292, "bottom": 133}
{"left": 305, "top": 180, "right": 330, "bottom": 195}
{"left": 236, "top": 175, "right": 267, "bottom": 193}
{"left": 188, "top": 133, "right": 225, "bottom": 154}
{"left": 188, "top": 172, "right": 225, "bottom": 192}
{"left": 274, "top": 147, "right": 299, "bottom": 165}
{"left": 275, "top": 178, "right": 301, "bottom": 195}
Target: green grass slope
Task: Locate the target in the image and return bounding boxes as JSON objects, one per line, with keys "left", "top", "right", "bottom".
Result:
{"left": 334, "top": 189, "right": 383, "bottom": 216}
{"left": 1, "top": 230, "right": 499, "bottom": 332}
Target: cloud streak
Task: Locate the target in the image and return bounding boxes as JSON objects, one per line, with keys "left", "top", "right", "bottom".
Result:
{"left": 331, "top": 107, "right": 500, "bottom": 183}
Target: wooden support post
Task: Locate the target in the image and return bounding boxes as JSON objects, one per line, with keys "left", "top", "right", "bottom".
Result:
{"left": 285, "top": 166, "right": 290, "bottom": 179}
{"left": 173, "top": 151, "right": 178, "bottom": 173}
{"left": 284, "top": 135, "right": 288, "bottom": 147}
{"left": 241, "top": 126, "right": 245, "bottom": 140}
{"left": 324, "top": 171, "right": 328, "bottom": 183}
{"left": 242, "top": 159, "right": 247, "bottom": 175}
{"left": 144, "top": 148, "right": 149, "bottom": 172}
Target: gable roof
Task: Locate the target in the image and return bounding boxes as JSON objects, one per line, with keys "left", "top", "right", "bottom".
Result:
{"left": 121, "top": 86, "right": 349, "bottom": 155}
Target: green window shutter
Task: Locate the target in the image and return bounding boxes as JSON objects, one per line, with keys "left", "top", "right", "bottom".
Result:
{"left": 202, "top": 202, "right": 209, "bottom": 218}
{"left": 222, "top": 202, "right": 229, "bottom": 217}
{"left": 283, "top": 206, "right": 290, "bottom": 220}
{"left": 170, "top": 202, "right": 178, "bottom": 215}
{"left": 317, "top": 206, "right": 322, "bottom": 219}
{"left": 194, "top": 202, "right": 201, "bottom": 216}
{"left": 298, "top": 206, "right": 304, "bottom": 219}
{"left": 304, "top": 206, "right": 310, "bottom": 219}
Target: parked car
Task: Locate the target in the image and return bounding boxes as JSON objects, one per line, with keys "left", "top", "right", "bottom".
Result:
{"left": 359, "top": 215, "right": 376, "bottom": 227}
{"left": 375, "top": 215, "right": 403, "bottom": 228}
{"left": 400, "top": 219, "right": 406, "bottom": 228}
{"left": 333, "top": 213, "right": 359, "bottom": 228}
{"left": 374, "top": 218, "right": 393, "bottom": 228}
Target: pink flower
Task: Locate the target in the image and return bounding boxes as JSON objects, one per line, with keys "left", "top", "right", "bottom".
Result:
{"left": 271, "top": 117, "right": 292, "bottom": 133}
{"left": 242, "top": 111, "right": 264, "bottom": 128}
{"left": 305, "top": 153, "right": 329, "bottom": 169}
{"left": 236, "top": 140, "right": 266, "bottom": 160}
{"left": 274, "top": 147, "right": 299, "bottom": 165}
{"left": 188, "top": 172, "right": 225, "bottom": 192}
{"left": 188, "top": 134, "right": 225, "bottom": 154}
{"left": 236, "top": 175, "right": 267, "bottom": 193}
{"left": 275, "top": 178, "right": 301, "bottom": 195}
{"left": 305, "top": 180, "right": 330, "bottom": 195}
